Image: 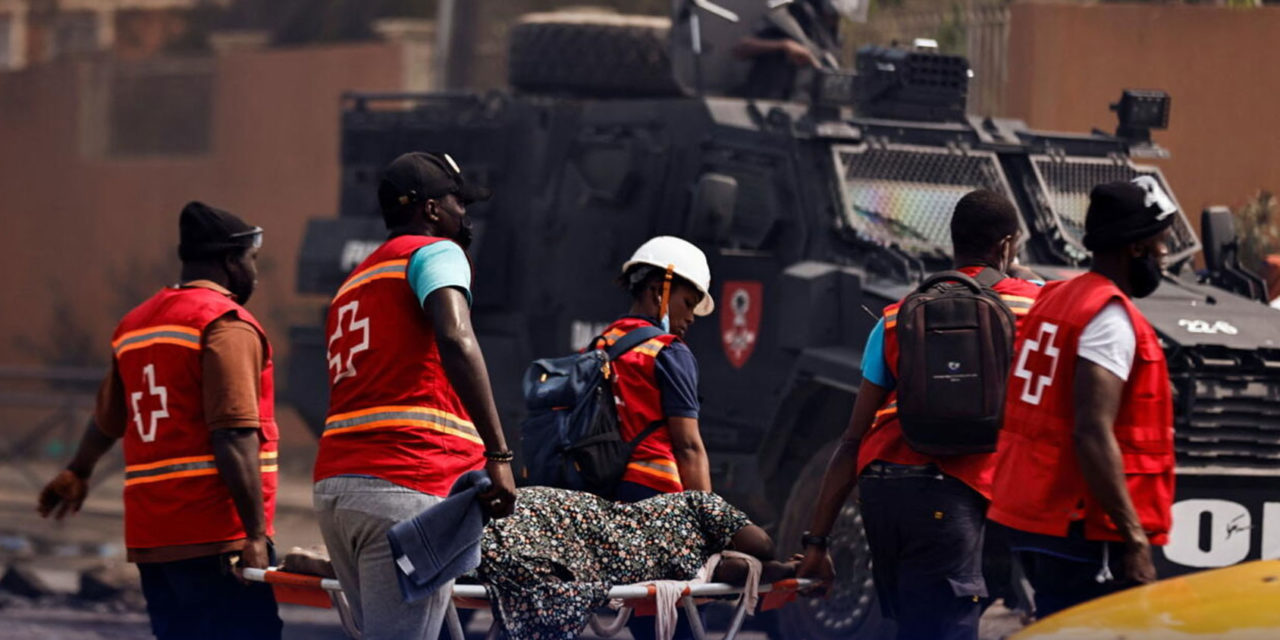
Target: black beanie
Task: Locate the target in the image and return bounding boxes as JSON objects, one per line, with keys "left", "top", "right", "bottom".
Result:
{"left": 1082, "top": 177, "right": 1178, "bottom": 252}
{"left": 177, "top": 201, "right": 258, "bottom": 261}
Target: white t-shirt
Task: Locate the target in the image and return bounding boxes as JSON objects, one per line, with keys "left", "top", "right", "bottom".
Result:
{"left": 1078, "top": 301, "right": 1136, "bottom": 381}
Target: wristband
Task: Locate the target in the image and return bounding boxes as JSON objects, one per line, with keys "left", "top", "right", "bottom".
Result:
{"left": 800, "top": 531, "right": 830, "bottom": 549}
{"left": 484, "top": 450, "right": 515, "bottom": 462}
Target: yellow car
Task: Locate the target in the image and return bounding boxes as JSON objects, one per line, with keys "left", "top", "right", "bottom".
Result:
{"left": 1013, "top": 560, "right": 1280, "bottom": 639}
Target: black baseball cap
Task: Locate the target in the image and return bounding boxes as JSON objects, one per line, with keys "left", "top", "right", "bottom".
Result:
{"left": 377, "top": 151, "right": 491, "bottom": 213}
{"left": 1082, "top": 176, "right": 1178, "bottom": 252}
{"left": 177, "top": 201, "right": 262, "bottom": 261}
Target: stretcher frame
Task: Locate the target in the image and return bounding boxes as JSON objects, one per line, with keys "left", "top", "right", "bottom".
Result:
{"left": 242, "top": 567, "right": 813, "bottom": 640}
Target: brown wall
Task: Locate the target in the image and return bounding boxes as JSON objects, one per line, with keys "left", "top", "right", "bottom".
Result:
{"left": 1006, "top": 3, "right": 1280, "bottom": 228}
{"left": 114, "top": 9, "right": 191, "bottom": 61}
{"left": 0, "top": 42, "right": 408, "bottom": 377}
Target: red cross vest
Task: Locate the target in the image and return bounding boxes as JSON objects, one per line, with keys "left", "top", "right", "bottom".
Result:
{"left": 313, "top": 235, "right": 484, "bottom": 496}
{"left": 989, "top": 272, "right": 1175, "bottom": 544}
{"left": 112, "top": 286, "right": 278, "bottom": 550}
{"left": 600, "top": 317, "right": 683, "bottom": 493}
{"left": 857, "top": 267, "right": 1041, "bottom": 498}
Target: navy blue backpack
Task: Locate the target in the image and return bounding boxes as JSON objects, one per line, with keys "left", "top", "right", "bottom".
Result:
{"left": 519, "top": 326, "right": 665, "bottom": 497}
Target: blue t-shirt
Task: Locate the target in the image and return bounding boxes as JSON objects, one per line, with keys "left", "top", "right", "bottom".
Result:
{"left": 621, "top": 316, "right": 701, "bottom": 419}
{"left": 655, "top": 341, "right": 701, "bottom": 419}
{"left": 861, "top": 318, "right": 894, "bottom": 390}
{"left": 406, "top": 241, "right": 471, "bottom": 307}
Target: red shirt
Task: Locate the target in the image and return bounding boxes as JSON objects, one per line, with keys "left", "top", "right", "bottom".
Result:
{"left": 989, "top": 272, "right": 1174, "bottom": 544}
{"left": 314, "top": 235, "right": 484, "bottom": 497}
{"left": 856, "top": 267, "right": 1042, "bottom": 498}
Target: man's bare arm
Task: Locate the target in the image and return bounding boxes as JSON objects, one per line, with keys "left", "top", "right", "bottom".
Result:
{"left": 1073, "top": 358, "right": 1156, "bottom": 583}
{"left": 38, "top": 420, "right": 117, "bottom": 519}
{"left": 805, "top": 379, "right": 890, "bottom": 539}
{"left": 668, "top": 416, "right": 712, "bottom": 492}
{"left": 796, "top": 379, "right": 891, "bottom": 594}
{"left": 427, "top": 286, "right": 516, "bottom": 517}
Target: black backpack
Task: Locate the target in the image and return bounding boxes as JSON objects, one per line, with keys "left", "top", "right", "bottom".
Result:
{"left": 894, "top": 268, "right": 1017, "bottom": 456}
{"left": 519, "top": 326, "right": 666, "bottom": 498}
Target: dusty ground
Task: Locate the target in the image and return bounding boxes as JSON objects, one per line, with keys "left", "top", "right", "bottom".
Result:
{"left": 0, "top": 454, "right": 1024, "bottom": 639}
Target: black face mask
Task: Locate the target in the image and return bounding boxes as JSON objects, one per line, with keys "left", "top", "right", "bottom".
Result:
{"left": 1129, "top": 250, "right": 1163, "bottom": 299}
{"left": 455, "top": 217, "right": 474, "bottom": 251}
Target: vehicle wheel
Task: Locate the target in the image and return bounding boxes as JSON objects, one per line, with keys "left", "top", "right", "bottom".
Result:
{"left": 507, "top": 11, "right": 682, "bottom": 98}
{"left": 773, "top": 441, "right": 893, "bottom": 640}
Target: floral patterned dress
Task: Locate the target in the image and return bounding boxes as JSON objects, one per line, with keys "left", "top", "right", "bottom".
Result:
{"left": 475, "top": 488, "right": 751, "bottom": 639}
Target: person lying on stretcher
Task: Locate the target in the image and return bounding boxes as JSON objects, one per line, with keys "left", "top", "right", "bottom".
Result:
{"left": 475, "top": 487, "right": 800, "bottom": 639}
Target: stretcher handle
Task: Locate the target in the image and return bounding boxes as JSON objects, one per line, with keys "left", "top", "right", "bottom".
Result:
{"left": 240, "top": 567, "right": 344, "bottom": 592}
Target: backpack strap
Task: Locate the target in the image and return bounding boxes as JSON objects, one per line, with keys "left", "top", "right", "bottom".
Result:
{"left": 605, "top": 325, "right": 670, "bottom": 452}
{"left": 628, "top": 420, "right": 666, "bottom": 448}
{"left": 604, "top": 325, "right": 666, "bottom": 361}
{"left": 916, "top": 270, "right": 983, "bottom": 295}
{"left": 970, "top": 267, "right": 1005, "bottom": 290}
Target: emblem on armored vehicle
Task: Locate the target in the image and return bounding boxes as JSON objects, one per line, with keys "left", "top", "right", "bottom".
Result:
{"left": 721, "top": 281, "right": 761, "bottom": 369}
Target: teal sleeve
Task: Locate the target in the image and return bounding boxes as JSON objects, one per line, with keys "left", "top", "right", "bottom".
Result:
{"left": 407, "top": 241, "right": 472, "bottom": 308}
{"left": 860, "top": 317, "right": 895, "bottom": 390}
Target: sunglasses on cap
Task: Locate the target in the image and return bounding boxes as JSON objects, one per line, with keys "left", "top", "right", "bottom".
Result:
{"left": 230, "top": 226, "right": 264, "bottom": 249}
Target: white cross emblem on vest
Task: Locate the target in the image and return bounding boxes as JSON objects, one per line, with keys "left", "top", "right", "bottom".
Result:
{"left": 1012, "top": 322, "right": 1062, "bottom": 406}
{"left": 328, "top": 300, "right": 369, "bottom": 385}
{"left": 130, "top": 364, "right": 169, "bottom": 443}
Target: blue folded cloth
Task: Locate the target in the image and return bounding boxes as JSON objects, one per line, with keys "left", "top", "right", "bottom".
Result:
{"left": 386, "top": 469, "right": 493, "bottom": 602}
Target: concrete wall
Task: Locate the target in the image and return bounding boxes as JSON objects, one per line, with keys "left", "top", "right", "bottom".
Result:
{"left": 0, "top": 42, "right": 408, "bottom": 375}
{"left": 1005, "top": 3, "right": 1280, "bottom": 227}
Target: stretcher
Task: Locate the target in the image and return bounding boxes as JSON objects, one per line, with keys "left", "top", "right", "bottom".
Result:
{"left": 241, "top": 566, "right": 814, "bottom": 640}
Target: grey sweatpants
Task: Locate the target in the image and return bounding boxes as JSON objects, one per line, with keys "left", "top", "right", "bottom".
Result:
{"left": 314, "top": 476, "right": 450, "bottom": 640}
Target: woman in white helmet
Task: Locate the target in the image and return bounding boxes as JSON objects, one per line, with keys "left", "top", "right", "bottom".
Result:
{"left": 596, "top": 236, "right": 715, "bottom": 505}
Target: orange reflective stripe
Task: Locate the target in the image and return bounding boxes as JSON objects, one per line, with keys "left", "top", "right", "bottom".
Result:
{"left": 112, "top": 325, "right": 201, "bottom": 348}
{"left": 627, "top": 459, "right": 681, "bottom": 483}
{"left": 126, "top": 454, "right": 214, "bottom": 473}
{"left": 123, "top": 451, "right": 277, "bottom": 487}
{"left": 999, "top": 295, "right": 1035, "bottom": 306}
{"left": 125, "top": 450, "right": 276, "bottom": 473}
{"left": 1000, "top": 294, "right": 1034, "bottom": 315}
{"left": 125, "top": 467, "right": 219, "bottom": 487}
{"left": 112, "top": 325, "right": 202, "bottom": 356}
{"left": 874, "top": 401, "right": 899, "bottom": 420}
{"left": 322, "top": 405, "right": 481, "bottom": 444}
{"left": 333, "top": 259, "right": 409, "bottom": 301}
{"left": 884, "top": 308, "right": 899, "bottom": 330}
{"left": 633, "top": 339, "right": 665, "bottom": 358}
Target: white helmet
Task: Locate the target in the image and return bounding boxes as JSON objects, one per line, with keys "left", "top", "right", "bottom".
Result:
{"left": 622, "top": 236, "right": 715, "bottom": 316}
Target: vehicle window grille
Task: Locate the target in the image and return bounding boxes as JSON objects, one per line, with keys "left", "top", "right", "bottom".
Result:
{"left": 1030, "top": 157, "right": 1201, "bottom": 264}
{"left": 833, "top": 145, "right": 1017, "bottom": 257}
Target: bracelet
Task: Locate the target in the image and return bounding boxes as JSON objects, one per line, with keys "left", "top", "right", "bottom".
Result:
{"left": 484, "top": 450, "right": 515, "bottom": 462}
{"left": 800, "top": 531, "right": 830, "bottom": 549}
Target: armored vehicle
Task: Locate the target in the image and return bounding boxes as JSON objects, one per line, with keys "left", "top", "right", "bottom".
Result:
{"left": 289, "top": 7, "right": 1280, "bottom": 638}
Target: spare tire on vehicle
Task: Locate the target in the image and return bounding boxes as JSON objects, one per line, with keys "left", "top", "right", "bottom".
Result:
{"left": 507, "top": 11, "right": 682, "bottom": 98}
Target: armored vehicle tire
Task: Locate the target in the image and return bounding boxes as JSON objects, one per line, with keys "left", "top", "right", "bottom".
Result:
{"left": 773, "top": 441, "right": 891, "bottom": 640}
{"left": 507, "top": 11, "right": 682, "bottom": 98}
